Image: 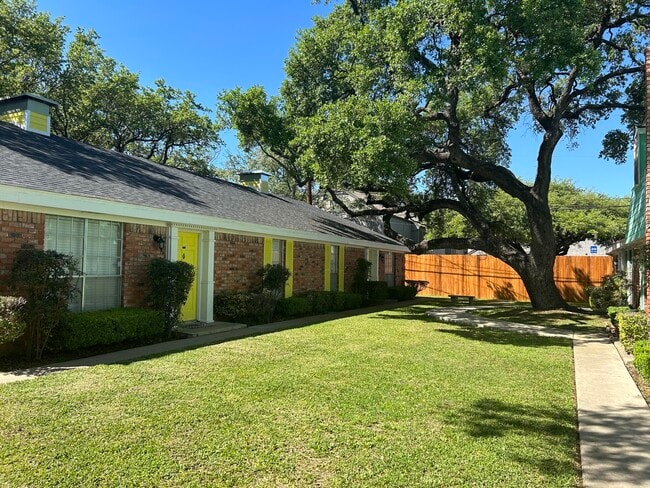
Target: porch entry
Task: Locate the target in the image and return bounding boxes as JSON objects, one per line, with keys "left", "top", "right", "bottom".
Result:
{"left": 177, "top": 231, "right": 199, "bottom": 321}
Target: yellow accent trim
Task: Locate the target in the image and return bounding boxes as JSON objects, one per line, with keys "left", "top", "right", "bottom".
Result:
{"left": 324, "top": 244, "right": 331, "bottom": 291}
{"left": 263, "top": 237, "right": 273, "bottom": 266}
{"left": 285, "top": 240, "right": 294, "bottom": 297}
{"left": 29, "top": 111, "right": 48, "bottom": 132}
{"left": 178, "top": 231, "right": 199, "bottom": 321}
{"left": 338, "top": 246, "right": 345, "bottom": 291}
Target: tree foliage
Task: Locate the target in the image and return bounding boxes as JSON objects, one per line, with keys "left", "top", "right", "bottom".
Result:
{"left": 223, "top": 0, "right": 649, "bottom": 309}
{"left": 9, "top": 249, "right": 78, "bottom": 359}
{"left": 427, "top": 180, "right": 629, "bottom": 255}
{"left": 1, "top": 2, "right": 221, "bottom": 175}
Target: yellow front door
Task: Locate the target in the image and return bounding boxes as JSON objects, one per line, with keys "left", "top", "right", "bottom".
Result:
{"left": 177, "top": 231, "right": 199, "bottom": 321}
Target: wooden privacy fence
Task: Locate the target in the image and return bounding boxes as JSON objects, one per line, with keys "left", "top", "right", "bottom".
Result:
{"left": 405, "top": 254, "right": 614, "bottom": 302}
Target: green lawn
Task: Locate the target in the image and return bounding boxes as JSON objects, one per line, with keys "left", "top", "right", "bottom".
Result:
{"left": 0, "top": 302, "right": 579, "bottom": 487}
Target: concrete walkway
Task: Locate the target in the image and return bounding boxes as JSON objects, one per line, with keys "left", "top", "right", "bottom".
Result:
{"left": 0, "top": 300, "right": 417, "bottom": 384}
{"left": 427, "top": 307, "right": 650, "bottom": 488}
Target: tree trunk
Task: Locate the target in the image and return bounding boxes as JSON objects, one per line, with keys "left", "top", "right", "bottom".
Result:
{"left": 515, "top": 255, "right": 568, "bottom": 310}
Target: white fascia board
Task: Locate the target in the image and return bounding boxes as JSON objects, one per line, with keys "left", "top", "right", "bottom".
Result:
{"left": 0, "top": 184, "right": 408, "bottom": 253}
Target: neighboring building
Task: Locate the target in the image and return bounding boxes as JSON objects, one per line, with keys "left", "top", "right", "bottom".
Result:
{"left": 610, "top": 126, "right": 646, "bottom": 310}
{"left": 611, "top": 48, "right": 650, "bottom": 313}
{"left": 0, "top": 94, "right": 407, "bottom": 323}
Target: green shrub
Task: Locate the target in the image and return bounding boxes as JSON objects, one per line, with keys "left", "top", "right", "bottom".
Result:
{"left": 0, "top": 296, "right": 27, "bottom": 344}
{"left": 351, "top": 258, "right": 372, "bottom": 297}
{"left": 297, "top": 291, "right": 334, "bottom": 314}
{"left": 633, "top": 340, "right": 650, "bottom": 381}
{"left": 257, "top": 264, "right": 291, "bottom": 297}
{"left": 342, "top": 292, "right": 363, "bottom": 310}
{"left": 148, "top": 258, "right": 195, "bottom": 336}
{"left": 607, "top": 306, "right": 630, "bottom": 325}
{"left": 587, "top": 273, "right": 628, "bottom": 314}
{"left": 275, "top": 297, "right": 313, "bottom": 317}
{"left": 367, "top": 281, "right": 389, "bottom": 301}
{"left": 10, "top": 249, "right": 79, "bottom": 359}
{"left": 387, "top": 285, "right": 419, "bottom": 301}
{"left": 213, "top": 292, "right": 276, "bottom": 324}
{"left": 49, "top": 308, "right": 165, "bottom": 352}
{"left": 619, "top": 312, "right": 649, "bottom": 353}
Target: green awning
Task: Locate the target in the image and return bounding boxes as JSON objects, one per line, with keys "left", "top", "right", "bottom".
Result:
{"left": 625, "top": 182, "right": 645, "bottom": 244}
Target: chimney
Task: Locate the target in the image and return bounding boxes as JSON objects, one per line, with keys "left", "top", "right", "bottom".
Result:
{"left": 238, "top": 170, "right": 271, "bottom": 192}
{"left": 0, "top": 93, "right": 58, "bottom": 136}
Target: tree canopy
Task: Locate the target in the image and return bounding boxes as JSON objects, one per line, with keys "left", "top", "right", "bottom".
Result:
{"left": 427, "top": 180, "right": 629, "bottom": 255}
{"left": 221, "top": 0, "right": 649, "bottom": 309}
{"left": 1, "top": 0, "right": 221, "bottom": 174}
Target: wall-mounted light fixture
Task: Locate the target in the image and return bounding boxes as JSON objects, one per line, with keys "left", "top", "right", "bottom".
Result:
{"left": 153, "top": 234, "right": 166, "bottom": 252}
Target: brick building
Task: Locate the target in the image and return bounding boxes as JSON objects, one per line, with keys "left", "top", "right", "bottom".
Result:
{"left": 0, "top": 94, "right": 407, "bottom": 323}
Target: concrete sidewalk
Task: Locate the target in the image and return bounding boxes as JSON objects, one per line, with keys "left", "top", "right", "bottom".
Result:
{"left": 427, "top": 307, "right": 650, "bottom": 488}
{"left": 0, "top": 300, "right": 418, "bottom": 385}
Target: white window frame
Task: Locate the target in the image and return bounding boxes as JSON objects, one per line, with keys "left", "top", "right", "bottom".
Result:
{"left": 45, "top": 215, "right": 123, "bottom": 311}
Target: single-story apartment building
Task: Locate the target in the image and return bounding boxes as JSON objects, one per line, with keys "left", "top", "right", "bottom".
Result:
{"left": 0, "top": 93, "right": 407, "bottom": 323}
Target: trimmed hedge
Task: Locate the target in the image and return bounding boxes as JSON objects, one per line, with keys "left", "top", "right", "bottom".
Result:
{"left": 367, "top": 281, "right": 389, "bottom": 301}
{"left": 275, "top": 297, "right": 313, "bottom": 317}
{"left": 213, "top": 292, "right": 276, "bottom": 324}
{"left": 619, "top": 311, "right": 649, "bottom": 354}
{"left": 276, "top": 291, "right": 364, "bottom": 319}
{"left": 387, "top": 285, "right": 419, "bottom": 301}
{"left": 633, "top": 340, "right": 650, "bottom": 382}
{"left": 49, "top": 308, "right": 165, "bottom": 352}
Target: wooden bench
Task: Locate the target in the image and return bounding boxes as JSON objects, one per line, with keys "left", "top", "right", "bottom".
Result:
{"left": 449, "top": 294, "right": 475, "bottom": 305}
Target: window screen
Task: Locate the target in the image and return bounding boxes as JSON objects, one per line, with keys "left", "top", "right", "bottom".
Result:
{"left": 45, "top": 216, "right": 122, "bottom": 311}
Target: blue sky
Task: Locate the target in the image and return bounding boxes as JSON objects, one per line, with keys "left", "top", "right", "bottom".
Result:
{"left": 39, "top": 0, "right": 634, "bottom": 197}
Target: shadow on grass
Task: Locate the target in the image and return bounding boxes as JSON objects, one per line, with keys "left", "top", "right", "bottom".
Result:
{"left": 444, "top": 398, "right": 578, "bottom": 479}
{"left": 437, "top": 327, "right": 572, "bottom": 348}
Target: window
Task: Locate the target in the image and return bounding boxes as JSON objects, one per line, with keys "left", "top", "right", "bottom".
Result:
{"left": 384, "top": 252, "right": 395, "bottom": 287}
{"left": 272, "top": 239, "right": 285, "bottom": 266}
{"left": 330, "top": 245, "right": 339, "bottom": 292}
{"left": 45, "top": 216, "right": 122, "bottom": 311}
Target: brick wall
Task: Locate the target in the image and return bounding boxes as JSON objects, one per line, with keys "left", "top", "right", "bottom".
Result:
{"left": 293, "top": 241, "right": 325, "bottom": 294}
{"left": 214, "top": 233, "right": 264, "bottom": 293}
{"left": 122, "top": 223, "right": 167, "bottom": 307}
{"left": 0, "top": 210, "right": 44, "bottom": 294}
{"left": 344, "top": 246, "right": 366, "bottom": 292}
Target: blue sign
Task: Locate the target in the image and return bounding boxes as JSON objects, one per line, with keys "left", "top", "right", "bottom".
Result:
{"left": 590, "top": 245, "right": 598, "bottom": 254}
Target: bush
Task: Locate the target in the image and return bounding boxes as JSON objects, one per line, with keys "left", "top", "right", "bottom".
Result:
{"left": 367, "top": 281, "right": 389, "bottom": 301}
{"left": 214, "top": 292, "right": 276, "bottom": 324}
{"left": 351, "top": 258, "right": 372, "bottom": 297}
{"left": 49, "top": 308, "right": 165, "bottom": 352}
{"left": 297, "top": 291, "right": 334, "bottom": 314}
{"left": 148, "top": 258, "right": 195, "bottom": 336}
{"left": 275, "top": 297, "right": 313, "bottom": 317}
{"left": 257, "top": 264, "right": 291, "bottom": 297}
{"left": 10, "top": 249, "right": 79, "bottom": 359}
{"left": 587, "top": 273, "right": 628, "bottom": 314}
{"left": 387, "top": 285, "right": 419, "bottom": 301}
{"left": 404, "top": 280, "right": 429, "bottom": 293}
{"left": 619, "top": 311, "right": 649, "bottom": 354}
{"left": 607, "top": 306, "right": 630, "bottom": 335}
{"left": 0, "top": 296, "right": 27, "bottom": 344}
{"left": 342, "top": 292, "right": 363, "bottom": 310}
{"left": 633, "top": 340, "right": 650, "bottom": 382}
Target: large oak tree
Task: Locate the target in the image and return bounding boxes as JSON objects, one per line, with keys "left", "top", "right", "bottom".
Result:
{"left": 221, "top": 0, "right": 649, "bottom": 309}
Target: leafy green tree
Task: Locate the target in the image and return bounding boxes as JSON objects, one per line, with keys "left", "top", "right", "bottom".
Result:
{"left": 0, "top": 0, "right": 66, "bottom": 96}
{"left": 223, "top": 0, "right": 648, "bottom": 309}
{"left": 218, "top": 86, "right": 316, "bottom": 202}
{"left": 427, "top": 180, "right": 629, "bottom": 255}
{"left": 10, "top": 249, "right": 78, "bottom": 359}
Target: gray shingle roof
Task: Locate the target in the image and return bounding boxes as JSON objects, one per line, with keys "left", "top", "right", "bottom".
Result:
{"left": 0, "top": 122, "right": 403, "bottom": 247}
